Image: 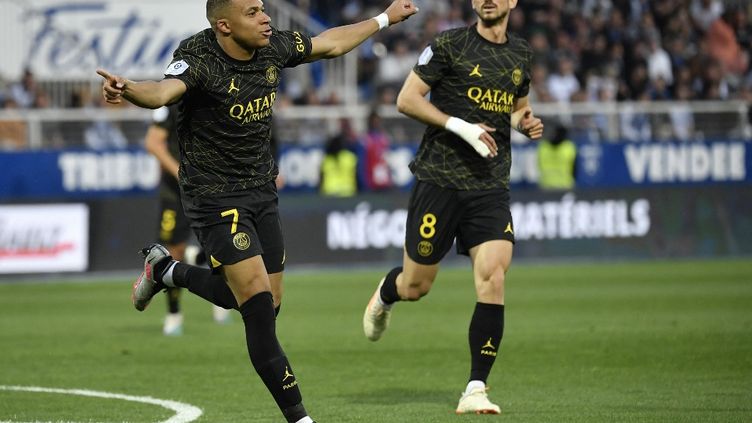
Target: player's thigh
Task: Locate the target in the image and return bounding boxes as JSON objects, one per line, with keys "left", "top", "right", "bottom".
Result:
{"left": 255, "top": 190, "right": 285, "bottom": 274}
{"left": 455, "top": 189, "right": 515, "bottom": 256}
{"left": 222, "top": 255, "right": 271, "bottom": 303}
{"left": 404, "top": 180, "right": 462, "bottom": 265}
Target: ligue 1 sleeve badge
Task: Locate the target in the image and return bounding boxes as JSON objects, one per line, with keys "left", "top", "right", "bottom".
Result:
{"left": 165, "top": 60, "right": 189, "bottom": 76}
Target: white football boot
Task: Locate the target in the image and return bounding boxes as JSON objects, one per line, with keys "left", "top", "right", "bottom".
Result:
{"left": 363, "top": 278, "right": 392, "bottom": 341}
{"left": 455, "top": 387, "right": 501, "bottom": 415}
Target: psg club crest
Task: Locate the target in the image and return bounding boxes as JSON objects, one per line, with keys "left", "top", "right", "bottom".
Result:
{"left": 233, "top": 232, "right": 251, "bottom": 250}
{"left": 512, "top": 68, "right": 522, "bottom": 86}
{"left": 266, "top": 66, "right": 278, "bottom": 84}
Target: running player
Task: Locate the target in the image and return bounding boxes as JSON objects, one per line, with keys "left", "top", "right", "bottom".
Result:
{"left": 362, "top": 0, "right": 543, "bottom": 415}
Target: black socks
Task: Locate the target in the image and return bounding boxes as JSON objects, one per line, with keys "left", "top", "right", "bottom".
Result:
{"left": 166, "top": 287, "right": 180, "bottom": 314}
{"left": 171, "top": 263, "right": 238, "bottom": 309}
{"left": 379, "top": 266, "right": 403, "bottom": 305}
{"left": 239, "top": 292, "right": 306, "bottom": 423}
{"left": 468, "top": 302, "right": 505, "bottom": 383}
{"left": 152, "top": 256, "right": 173, "bottom": 284}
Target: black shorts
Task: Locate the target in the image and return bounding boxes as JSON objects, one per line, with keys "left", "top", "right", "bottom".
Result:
{"left": 405, "top": 180, "right": 515, "bottom": 265}
{"left": 181, "top": 181, "right": 285, "bottom": 273}
{"left": 157, "top": 198, "right": 192, "bottom": 246}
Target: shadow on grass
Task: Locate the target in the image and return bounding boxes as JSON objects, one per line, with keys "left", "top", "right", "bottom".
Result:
{"left": 343, "top": 387, "right": 453, "bottom": 406}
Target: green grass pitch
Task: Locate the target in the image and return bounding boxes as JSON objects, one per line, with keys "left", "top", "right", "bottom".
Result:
{"left": 1, "top": 259, "right": 751, "bottom": 422}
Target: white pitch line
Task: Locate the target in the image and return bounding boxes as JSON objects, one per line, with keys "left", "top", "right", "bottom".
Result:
{"left": 0, "top": 385, "right": 202, "bottom": 423}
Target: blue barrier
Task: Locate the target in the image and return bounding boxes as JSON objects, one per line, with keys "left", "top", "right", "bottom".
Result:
{"left": 0, "top": 141, "right": 748, "bottom": 200}
{"left": 0, "top": 148, "right": 159, "bottom": 199}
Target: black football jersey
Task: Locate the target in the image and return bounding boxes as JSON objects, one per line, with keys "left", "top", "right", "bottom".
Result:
{"left": 164, "top": 28, "right": 312, "bottom": 195}
{"left": 410, "top": 24, "right": 532, "bottom": 190}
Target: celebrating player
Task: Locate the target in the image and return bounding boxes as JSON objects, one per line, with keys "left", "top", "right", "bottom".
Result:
{"left": 97, "top": 0, "right": 418, "bottom": 421}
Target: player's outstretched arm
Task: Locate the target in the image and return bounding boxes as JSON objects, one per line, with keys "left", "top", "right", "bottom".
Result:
{"left": 512, "top": 97, "right": 544, "bottom": 139}
{"left": 397, "top": 71, "right": 498, "bottom": 158}
{"left": 305, "top": 0, "right": 418, "bottom": 62}
{"left": 96, "top": 69, "right": 187, "bottom": 109}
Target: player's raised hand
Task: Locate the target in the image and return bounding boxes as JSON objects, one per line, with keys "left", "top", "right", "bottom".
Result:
{"left": 384, "top": 0, "right": 419, "bottom": 25}
{"left": 96, "top": 68, "right": 128, "bottom": 104}
{"left": 517, "top": 107, "right": 544, "bottom": 139}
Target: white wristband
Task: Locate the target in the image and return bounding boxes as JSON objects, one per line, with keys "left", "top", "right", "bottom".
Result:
{"left": 445, "top": 116, "right": 491, "bottom": 157}
{"left": 373, "top": 13, "right": 389, "bottom": 30}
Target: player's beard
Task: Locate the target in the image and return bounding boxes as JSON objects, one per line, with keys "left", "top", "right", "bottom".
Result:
{"left": 474, "top": 2, "right": 508, "bottom": 26}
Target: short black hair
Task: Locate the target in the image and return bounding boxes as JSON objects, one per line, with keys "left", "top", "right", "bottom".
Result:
{"left": 206, "top": 0, "right": 233, "bottom": 28}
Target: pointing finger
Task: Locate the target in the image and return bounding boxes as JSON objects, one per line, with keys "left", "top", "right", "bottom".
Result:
{"left": 96, "top": 68, "right": 113, "bottom": 81}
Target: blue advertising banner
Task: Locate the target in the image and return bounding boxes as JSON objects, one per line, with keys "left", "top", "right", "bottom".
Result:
{"left": 576, "top": 140, "right": 751, "bottom": 187}
{"left": 0, "top": 148, "right": 159, "bottom": 199}
{"left": 277, "top": 140, "right": 751, "bottom": 192}
{"left": 0, "top": 141, "right": 749, "bottom": 200}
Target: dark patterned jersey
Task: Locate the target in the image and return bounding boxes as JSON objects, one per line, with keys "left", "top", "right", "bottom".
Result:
{"left": 151, "top": 104, "right": 181, "bottom": 201}
{"left": 410, "top": 24, "right": 532, "bottom": 191}
{"left": 164, "top": 28, "right": 312, "bottom": 195}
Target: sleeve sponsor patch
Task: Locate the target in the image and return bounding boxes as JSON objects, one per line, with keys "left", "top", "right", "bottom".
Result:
{"left": 417, "top": 46, "right": 433, "bottom": 65}
{"left": 165, "top": 60, "right": 189, "bottom": 76}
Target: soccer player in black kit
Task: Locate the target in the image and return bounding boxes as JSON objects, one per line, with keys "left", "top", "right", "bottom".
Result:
{"left": 96, "top": 0, "right": 418, "bottom": 422}
{"left": 362, "top": 0, "right": 543, "bottom": 415}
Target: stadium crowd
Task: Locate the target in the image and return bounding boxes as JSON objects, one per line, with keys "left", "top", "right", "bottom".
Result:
{"left": 295, "top": 0, "right": 752, "bottom": 106}
{"left": 1, "top": 0, "right": 751, "bottom": 150}
{"left": 1, "top": 0, "right": 751, "bottom": 109}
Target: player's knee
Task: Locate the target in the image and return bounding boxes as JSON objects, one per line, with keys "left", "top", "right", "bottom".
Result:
{"left": 403, "top": 278, "right": 432, "bottom": 301}
{"left": 476, "top": 268, "right": 505, "bottom": 298}
{"left": 227, "top": 274, "right": 270, "bottom": 303}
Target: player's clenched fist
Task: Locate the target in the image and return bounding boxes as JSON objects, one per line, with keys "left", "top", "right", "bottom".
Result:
{"left": 517, "top": 107, "right": 544, "bottom": 140}
{"left": 96, "top": 68, "right": 128, "bottom": 104}
{"left": 384, "top": 0, "right": 419, "bottom": 24}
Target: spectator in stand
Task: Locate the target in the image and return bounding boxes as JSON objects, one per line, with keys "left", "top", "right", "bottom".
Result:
{"left": 361, "top": 109, "right": 393, "bottom": 191}
{"left": 530, "top": 63, "right": 553, "bottom": 103}
{"left": 377, "top": 39, "right": 419, "bottom": 95}
{"left": 0, "top": 99, "right": 27, "bottom": 150}
{"left": 621, "top": 90, "right": 653, "bottom": 142}
{"left": 84, "top": 94, "right": 129, "bottom": 150}
{"left": 701, "top": 59, "right": 730, "bottom": 100}
{"left": 17, "top": 1, "right": 752, "bottom": 110}
{"left": 670, "top": 84, "right": 695, "bottom": 141}
{"left": 437, "top": 6, "right": 466, "bottom": 32}
{"left": 690, "top": 0, "right": 724, "bottom": 33}
{"left": 528, "top": 31, "right": 551, "bottom": 67}
{"left": 706, "top": 8, "right": 750, "bottom": 82}
{"left": 320, "top": 124, "right": 358, "bottom": 197}
{"left": 538, "top": 124, "right": 577, "bottom": 191}
{"left": 547, "top": 54, "right": 580, "bottom": 103}
{"left": 646, "top": 34, "right": 673, "bottom": 86}
{"left": 9, "top": 69, "right": 42, "bottom": 109}
{"left": 626, "top": 61, "right": 650, "bottom": 100}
